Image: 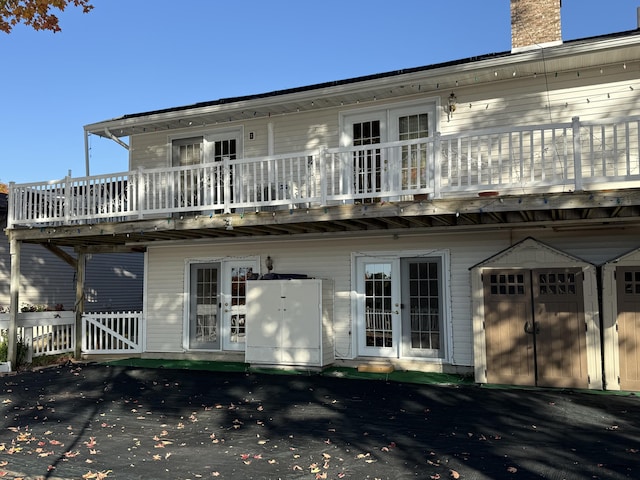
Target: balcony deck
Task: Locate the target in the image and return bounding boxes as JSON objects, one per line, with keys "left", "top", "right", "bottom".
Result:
{"left": 7, "top": 116, "right": 640, "bottom": 249}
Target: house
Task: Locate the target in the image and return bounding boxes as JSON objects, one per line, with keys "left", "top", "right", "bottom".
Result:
{"left": 5, "top": 0, "right": 640, "bottom": 389}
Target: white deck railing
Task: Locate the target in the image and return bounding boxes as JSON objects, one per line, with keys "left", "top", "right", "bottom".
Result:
{"left": 8, "top": 116, "right": 640, "bottom": 227}
{"left": 0, "top": 312, "right": 75, "bottom": 361}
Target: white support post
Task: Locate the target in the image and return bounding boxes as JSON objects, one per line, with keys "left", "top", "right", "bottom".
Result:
{"left": 137, "top": 167, "right": 145, "bottom": 219}
{"left": 433, "top": 132, "right": 442, "bottom": 199}
{"left": 223, "top": 156, "right": 231, "bottom": 214}
{"left": 572, "top": 116, "right": 583, "bottom": 192}
{"left": 7, "top": 182, "right": 15, "bottom": 228}
{"left": 319, "top": 147, "right": 327, "bottom": 206}
{"left": 64, "top": 174, "right": 72, "bottom": 224}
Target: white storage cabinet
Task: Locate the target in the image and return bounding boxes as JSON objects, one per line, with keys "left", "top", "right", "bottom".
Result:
{"left": 245, "top": 279, "right": 333, "bottom": 367}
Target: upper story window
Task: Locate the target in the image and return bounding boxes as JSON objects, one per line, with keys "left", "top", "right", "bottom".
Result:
{"left": 171, "top": 128, "right": 243, "bottom": 167}
{"left": 172, "top": 137, "right": 203, "bottom": 167}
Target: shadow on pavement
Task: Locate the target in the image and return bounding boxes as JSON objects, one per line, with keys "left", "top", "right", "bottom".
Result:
{"left": 0, "top": 362, "right": 638, "bottom": 479}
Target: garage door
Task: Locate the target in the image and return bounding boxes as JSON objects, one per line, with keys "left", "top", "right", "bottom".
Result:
{"left": 615, "top": 267, "right": 640, "bottom": 391}
{"left": 483, "top": 268, "right": 588, "bottom": 388}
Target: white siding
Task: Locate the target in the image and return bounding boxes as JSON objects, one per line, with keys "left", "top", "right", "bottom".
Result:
{"left": 439, "top": 67, "right": 639, "bottom": 136}
{"left": 127, "top": 66, "right": 638, "bottom": 172}
{"left": 145, "top": 233, "right": 518, "bottom": 367}
{"left": 130, "top": 131, "right": 170, "bottom": 171}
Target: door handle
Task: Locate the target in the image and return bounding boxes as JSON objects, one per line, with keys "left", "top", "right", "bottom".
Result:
{"left": 524, "top": 321, "right": 540, "bottom": 335}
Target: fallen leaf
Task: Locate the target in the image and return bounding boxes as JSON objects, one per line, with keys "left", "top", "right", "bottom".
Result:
{"left": 507, "top": 466, "right": 518, "bottom": 473}
{"left": 450, "top": 470, "right": 460, "bottom": 479}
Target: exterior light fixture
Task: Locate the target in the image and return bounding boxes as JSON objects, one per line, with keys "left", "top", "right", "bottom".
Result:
{"left": 447, "top": 92, "right": 457, "bottom": 122}
{"left": 266, "top": 256, "right": 274, "bottom": 272}
{"left": 448, "top": 92, "right": 457, "bottom": 114}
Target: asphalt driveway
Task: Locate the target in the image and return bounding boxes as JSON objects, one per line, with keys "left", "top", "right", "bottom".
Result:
{"left": 0, "top": 363, "right": 638, "bottom": 479}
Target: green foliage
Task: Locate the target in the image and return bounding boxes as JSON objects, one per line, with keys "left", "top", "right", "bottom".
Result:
{"left": 0, "top": 331, "right": 28, "bottom": 366}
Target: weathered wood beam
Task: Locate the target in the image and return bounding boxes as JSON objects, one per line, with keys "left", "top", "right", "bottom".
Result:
{"left": 75, "top": 251, "right": 86, "bottom": 359}
{"left": 7, "top": 236, "right": 20, "bottom": 370}
{"left": 42, "top": 244, "right": 77, "bottom": 269}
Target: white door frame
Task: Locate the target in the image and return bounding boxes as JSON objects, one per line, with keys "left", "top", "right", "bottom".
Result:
{"left": 352, "top": 249, "right": 452, "bottom": 361}
{"left": 184, "top": 256, "right": 259, "bottom": 352}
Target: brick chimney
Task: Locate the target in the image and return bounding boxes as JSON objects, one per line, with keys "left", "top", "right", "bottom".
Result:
{"left": 511, "top": 0, "right": 562, "bottom": 53}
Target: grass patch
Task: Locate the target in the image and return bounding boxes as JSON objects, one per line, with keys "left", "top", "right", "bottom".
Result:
{"left": 102, "top": 358, "right": 473, "bottom": 385}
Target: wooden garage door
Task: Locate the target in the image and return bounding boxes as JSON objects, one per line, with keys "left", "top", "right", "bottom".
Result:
{"left": 483, "top": 268, "right": 588, "bottom": 388}
{"left": 616, "top": 267, "right": 640, "bottom": 391}
{"left": 483, "top": 270, "right": 535, "bottom": 386}
{"left": 534, "top": 269, "right": 588, "bottom": 388}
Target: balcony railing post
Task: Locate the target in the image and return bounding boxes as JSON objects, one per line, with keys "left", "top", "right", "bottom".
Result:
{"left": 223, "top": 156, "right": 231, "bottom": 214}
{"left": 64, "top": 174, "right": 72, "bottom": 224}
{"left": 136, "top": 167, "right": 144, "bottom": 219}
{"left": 433, "top": 132, "right": 442, "bottom": 199}
{"left": 319, "top": 147, "right": 327, "bottom": 206}
{"left": 572, "top": 116, "right": 583, "bottom": 192}
{"left": 7, "top": 182, "right": 16, "bottom": 228}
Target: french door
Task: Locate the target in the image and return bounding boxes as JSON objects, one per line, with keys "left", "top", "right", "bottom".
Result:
{"left": 206, "top": 132, "right": 239, "bottom": 205}
{"left": 356, "top": 255, "right": 445, "bottom": 358}
{"left": 343, "top": 112, "right": 387, "bottom": 200}
{"left": 172, "top": 137, "right": 204, "bottom": 210}
{"left": 188, "top": 259, "right": 257, "bottom": 351}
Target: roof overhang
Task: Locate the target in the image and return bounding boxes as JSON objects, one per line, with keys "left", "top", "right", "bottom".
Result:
{"left": 84, "top": 30, "right": 640, "bottom": 140}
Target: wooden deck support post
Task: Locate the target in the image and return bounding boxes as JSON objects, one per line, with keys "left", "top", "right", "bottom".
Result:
{"left": 7, "top": 235, "right": 20, "bottom": 370}
{"left": 75, "top": 250, "right": 86, "bottom": 359}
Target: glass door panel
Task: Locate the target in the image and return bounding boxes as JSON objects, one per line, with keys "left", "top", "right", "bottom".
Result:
{"left": 222, "top": 261, "right": 257, "bottom": 350}
{"left": 357, "top": 258, "right": 400, "bottom": 356}
{"left": 353, "top": 120, "right": 382, "bottom": 197}
{"left": 401, "top": 258, "right": 443, "bottom": 358}
{"left": 189, "top": 263, "right": 220, "bottom": 350}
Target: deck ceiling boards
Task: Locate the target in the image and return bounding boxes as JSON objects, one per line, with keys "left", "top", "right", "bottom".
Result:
{"left": 12, "top": 190, "right": 640, "bottom": 251}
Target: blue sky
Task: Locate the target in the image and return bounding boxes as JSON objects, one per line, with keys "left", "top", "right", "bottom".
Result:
{"left": 1, "top": 0, "right": 638, "bottom": 184}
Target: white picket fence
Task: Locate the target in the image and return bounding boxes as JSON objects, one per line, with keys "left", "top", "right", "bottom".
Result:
{"left": 82, "top": 311, "right": 143, "bottom": 354}
{"left": 0, "top": 311, "right": 143, "bottom": 360}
